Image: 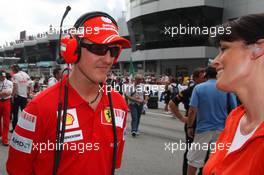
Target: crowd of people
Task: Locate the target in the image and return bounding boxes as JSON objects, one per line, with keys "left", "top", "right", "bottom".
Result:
{"left": 0, "top": 65, "right": 63, "bottom": 146}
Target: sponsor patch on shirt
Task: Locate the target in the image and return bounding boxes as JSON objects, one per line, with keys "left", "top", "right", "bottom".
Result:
{"left": 10, "top": 131, "right": 33, "bottom": 154}
{"left": 17, "top": 110, "right": 37, "bottom": 132}
{"left": 64, "top": 130, "right": 83, "bottom": 143}
{"left": 101, "top": 108, "right": 126, "bottom": 128}
{"left": 57, "top": 108, "right": 79, "bottom": 130}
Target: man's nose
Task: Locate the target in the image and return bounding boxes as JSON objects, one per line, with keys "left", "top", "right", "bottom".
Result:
{"left": 101, "top": 51, "right": 114, "bottom": 65}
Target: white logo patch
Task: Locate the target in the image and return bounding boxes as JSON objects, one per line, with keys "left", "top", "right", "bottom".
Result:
{"left": 10, "top": 132, "right": 33, "bottom": 154}
{"left": 64, "top": 130, "right": 83, "bottom": 143}
{"left": 114, "top": 109, "right": 126, "bottom": 128}
{"left": 17, "top": 110, "right": 37, "bottom": 132}
{"left": 57, "top": 108, "right": 79, "bottom": 130}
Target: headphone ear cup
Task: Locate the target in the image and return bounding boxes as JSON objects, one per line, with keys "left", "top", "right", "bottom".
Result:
{"left": 60, "top": 35, "right": 79, "bottom": 64}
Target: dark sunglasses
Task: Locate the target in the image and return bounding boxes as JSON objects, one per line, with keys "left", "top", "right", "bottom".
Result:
{"left": 80, "top": 42, "right": 121, "bottom": 57}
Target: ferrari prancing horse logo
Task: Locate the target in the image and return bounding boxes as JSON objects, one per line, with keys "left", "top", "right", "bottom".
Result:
{"left": 104, "top": 108, "right": 112, "bottom": 123}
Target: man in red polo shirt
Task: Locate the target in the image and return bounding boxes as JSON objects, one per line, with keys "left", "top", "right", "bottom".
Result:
{"left": 6, "top": 11, "right": 130, "bottom": 175}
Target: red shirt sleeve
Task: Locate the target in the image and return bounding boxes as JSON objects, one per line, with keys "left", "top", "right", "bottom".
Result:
{"left": 6, "top": 101, "right": 44, "bottom": 175}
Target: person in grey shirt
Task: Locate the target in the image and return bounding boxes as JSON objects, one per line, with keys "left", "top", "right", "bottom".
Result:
{"left": 126, "top": 74, "right": 148, "bottom": 137}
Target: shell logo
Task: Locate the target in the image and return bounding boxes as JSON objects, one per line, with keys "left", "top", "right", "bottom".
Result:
{"left": 66, "top": 113, "right": 74, "bottom": 126}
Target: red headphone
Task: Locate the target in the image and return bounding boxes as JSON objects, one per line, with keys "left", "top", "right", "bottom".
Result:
{"left": 60, "top": 12, "right": 119, "bottom": 64}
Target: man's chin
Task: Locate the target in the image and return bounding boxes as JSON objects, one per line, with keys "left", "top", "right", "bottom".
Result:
{"left": 95, "top": 76, "right": 107, "bottom": 83}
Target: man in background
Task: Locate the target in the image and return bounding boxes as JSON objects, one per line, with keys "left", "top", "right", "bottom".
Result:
{"left": 186, "top": 66, "right": 237, "bottom": 175}
{"left": 126, "top": 74, "right": 148, "bottom": 137}
{"left": 48, "top": 67, "right": 62, "bottom": 87}
{"left": 10, "top": 64, "right": 31, "bottom": 131}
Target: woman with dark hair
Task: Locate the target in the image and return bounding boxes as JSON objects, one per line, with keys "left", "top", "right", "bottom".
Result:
{"left": 203, "top": 13, "right": 264, "bottom": 174}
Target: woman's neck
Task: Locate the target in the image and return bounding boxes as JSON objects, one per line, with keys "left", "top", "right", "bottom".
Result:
{"left": 237, "top": 80, "right": 264, "bottom": 128}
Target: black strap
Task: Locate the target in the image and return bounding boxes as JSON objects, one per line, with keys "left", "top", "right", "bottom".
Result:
{"left": 53, "top": 102, "right": 62, "bottom": 175}
{"left": 227, "top": 93, "right": 232, "bottom": 114}
{"left": 53, "top": 78, "right": 69, "bottom": 175}
{"left": 107, "top": 89, "right": 118, "bottom": 175}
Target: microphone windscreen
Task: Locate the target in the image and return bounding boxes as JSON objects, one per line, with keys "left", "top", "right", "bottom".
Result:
{"left": 66, "top": 6, "right": 71, "bottom": 11}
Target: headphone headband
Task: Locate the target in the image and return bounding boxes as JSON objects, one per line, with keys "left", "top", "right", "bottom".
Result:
{"left": 74, "top": 11, "right": 118, "bottom": 29}
{"left": 60, "top": 11, "right": 123, "bottom": 64}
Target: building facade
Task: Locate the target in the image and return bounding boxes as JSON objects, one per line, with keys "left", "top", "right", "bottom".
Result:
{"left": 125, "top": 0, "right": 264, "bottom": 76}
{"left": 1, "top": 0, "right": 264, "bottom": 77}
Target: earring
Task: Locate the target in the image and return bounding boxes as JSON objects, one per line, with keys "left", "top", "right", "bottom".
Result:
{"left": 253, "top": 47, "right": 261, "bottom": 54}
